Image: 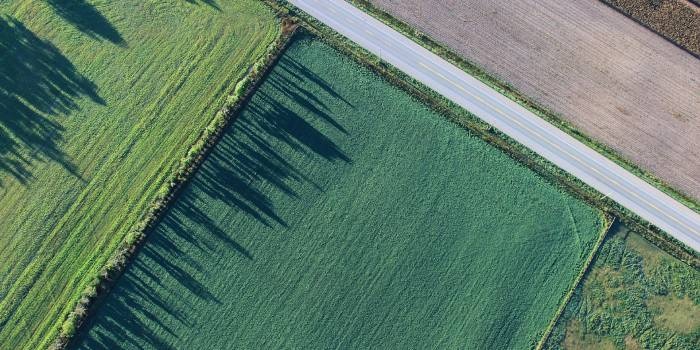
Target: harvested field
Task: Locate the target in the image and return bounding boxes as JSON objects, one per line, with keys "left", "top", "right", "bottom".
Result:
{"left": 75, "top": 38, "right": 603, "bottom": 349}
{"left": 602, "top": 0, "right": 700, "bottom": 57}
{"left": 370, "top": 0, "right": 700, "bottom": 201}
{"left": 0, "top": 1, "right": 277, "bottom": 348}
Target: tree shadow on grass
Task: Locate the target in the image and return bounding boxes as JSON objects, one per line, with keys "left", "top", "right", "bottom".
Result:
{"left": 74, "top": 45, "right": 353, "bottom": 349}
{"left": 45, "top": 0, "right": 125, "bottom": 45}
{"left": 183, "top": 0, "right": 221, "bottom": 11}
{"left": 0, "top": 16, "right": 102, "bottom": 186}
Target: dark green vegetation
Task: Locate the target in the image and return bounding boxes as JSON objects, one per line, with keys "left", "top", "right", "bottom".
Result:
{"left": 546, "top": 224, "right": 700, "bottom": 349}
{"left": 338, "top": 0, "right": 700, "bottom": 266}
{"left": 76, "top": 38, "right": 603, "bottom": 349}
{"left": 0, "top": 1, "right": 277, "bottom": 348}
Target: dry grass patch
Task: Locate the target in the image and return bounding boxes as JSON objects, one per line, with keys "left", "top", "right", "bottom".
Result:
{"left": 649, "top": 295, "right": 700, "bottom": 333}
{"left": 563, "top": 320, "right": 616, "bottom": 350}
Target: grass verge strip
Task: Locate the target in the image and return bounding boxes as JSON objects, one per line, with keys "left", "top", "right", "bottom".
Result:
{"left": 345, "top": 0, "right": 699, "bottom": 215}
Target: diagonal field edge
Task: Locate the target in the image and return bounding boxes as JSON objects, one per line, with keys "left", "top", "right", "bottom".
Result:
{"left": 288, "top": 0, "right": 700, "bottom": 252}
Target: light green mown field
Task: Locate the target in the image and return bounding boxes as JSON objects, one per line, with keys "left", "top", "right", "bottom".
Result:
{"left": 0, "top": 1, "right": 277, "bottom": 348}
{"left": 546, "top": 224, "right": 700, "bottom": 350}
{"left": 75, "top": 38, "right": 603, "bottom": 349}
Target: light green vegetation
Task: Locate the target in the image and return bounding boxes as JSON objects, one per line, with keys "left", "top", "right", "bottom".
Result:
{"left": 563, "top": 320, "right": 617, "bottom": 350}
{"left": 0, "top": 1, "right": 278, "bottom": 348}
{"left": 546, "top": 224, "right": 700, "bottom": 349}
{"left": 650, "top": 296, "right": 699, "bottom": 334}
{"left": 75, "top": 38, "right": 603, "bottom": 349}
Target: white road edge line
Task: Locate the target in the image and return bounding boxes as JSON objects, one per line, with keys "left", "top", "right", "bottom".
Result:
{"left": 289, "top": 0, "right": 700, "bottom": 251}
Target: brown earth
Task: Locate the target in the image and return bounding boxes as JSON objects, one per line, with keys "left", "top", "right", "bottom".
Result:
{"left": 369, "top": 0, "right": 700, "bottom": 200}
{"left": 601, "top": 0, "right": 700, "bottom": 57}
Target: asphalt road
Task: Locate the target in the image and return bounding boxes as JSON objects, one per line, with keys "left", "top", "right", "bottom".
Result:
{"left": 289, "top": 0, "right": 700, "bottom": 252}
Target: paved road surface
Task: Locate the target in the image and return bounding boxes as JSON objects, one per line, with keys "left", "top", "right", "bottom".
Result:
{"left": 289, "top": 0, "right": 700, "bottom": 252}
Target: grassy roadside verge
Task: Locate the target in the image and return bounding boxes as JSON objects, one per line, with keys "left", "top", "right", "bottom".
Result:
{"left": 535, "top": 216, "right": 615, "bottom": 350}
{"left": 267, "top": 0, "right": 699, "bottom": 268}
{"left": 346, "top": 0, "right": 699, "bottom": 216}
{"left": 50, "top": 21, "right": 297, "bottom": 350}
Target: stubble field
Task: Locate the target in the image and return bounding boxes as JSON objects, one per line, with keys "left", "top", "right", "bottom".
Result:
{"left": 75, "top": 38, "right": 603, "bottom": 350}
{"left": 0, "top": 1, "right": 277, "bottom": 348}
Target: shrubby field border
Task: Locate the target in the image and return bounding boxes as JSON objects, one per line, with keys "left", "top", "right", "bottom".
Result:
{"left": 268, "top": 0, "right": 699, "bottom": 268}
{"left": 51, "top": 20, "right": 296, "bottom": 350}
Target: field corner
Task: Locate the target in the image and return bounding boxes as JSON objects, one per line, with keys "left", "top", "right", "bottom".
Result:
{"left": 535, "top": 214, "right": 615, "bottom": 350}
{"left": 299, "top": 0, "right": 699, "bottom": 268}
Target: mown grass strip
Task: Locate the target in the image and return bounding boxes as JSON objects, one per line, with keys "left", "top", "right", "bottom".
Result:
{"left": 0, "top": 1, "right": 279, "bottom": 348}
{"left": 51, "top": 20, "right": 297, "bottom": 350}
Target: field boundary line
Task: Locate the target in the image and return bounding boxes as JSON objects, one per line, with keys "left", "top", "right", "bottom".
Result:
{"left": 49, "top": 20, "right": 298, "bottom": 350}
{"left": 267, "top": 0, "right": 699, "bottom": 268}
{"left": 343, "top": 0, "right": 699, "bottom": 215}
{"left": 534, "top": 214, "right": 614, "bottom": 350}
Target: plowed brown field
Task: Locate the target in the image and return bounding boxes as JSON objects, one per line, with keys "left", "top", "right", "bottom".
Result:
{"left": 370, "top": 0, "right": 700, "bottom": 200}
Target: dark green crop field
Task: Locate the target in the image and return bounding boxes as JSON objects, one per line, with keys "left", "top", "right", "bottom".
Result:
{"left": 75, "top": 38, "right": 604, "bottom": 349}
{"left": 546, "top": 224, "right": 700, "bottom": 350}
{"left": 0, "top": 1, "right": 277, "bottom": 348}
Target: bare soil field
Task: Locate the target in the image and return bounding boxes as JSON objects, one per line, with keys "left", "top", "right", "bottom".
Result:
{"left": 370, "top": 0, "right": 700, "bottom": 200}
{"left": 602, "top": 0, "right": 700, "bottom": 57}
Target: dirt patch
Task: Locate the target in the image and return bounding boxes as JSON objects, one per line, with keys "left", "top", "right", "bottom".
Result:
{"left": 601, "top": 0, "right": 700, "bottom": 57}
{"left": 624, "top": 335, "right": 641, "bottom": 350}
{"left": 562, "top": 320, "right": 616, "bottom": 350}
{"left": 370, "top": 0, "right": 700, "bottom": 200}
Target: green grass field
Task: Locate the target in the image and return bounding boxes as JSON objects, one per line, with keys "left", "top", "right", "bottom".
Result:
{"left": 546, "top": 224, "right": 700, "bottom": 349}
{"left": 0, "top": 1, "right": 278, "bottom": 348}
{"left": 75, "top": 38, "right": 603, "bottom": 349}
